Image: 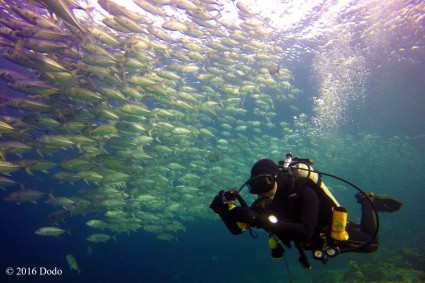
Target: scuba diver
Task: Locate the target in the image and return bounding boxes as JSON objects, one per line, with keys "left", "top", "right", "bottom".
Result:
{"left": 210, "top": 154, "right": 402, "bottom": 270}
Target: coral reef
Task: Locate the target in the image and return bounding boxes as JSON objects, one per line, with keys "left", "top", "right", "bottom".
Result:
{"left": 341, "top": 246, "right": 425, "bottom": 282}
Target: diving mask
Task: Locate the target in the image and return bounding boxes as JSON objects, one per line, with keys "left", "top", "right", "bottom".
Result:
{"left": 247, "top": 174, "right": 276, "bottom": 194}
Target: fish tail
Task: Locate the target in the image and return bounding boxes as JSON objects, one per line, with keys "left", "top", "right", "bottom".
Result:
{"left": 25, "top": 167, "right": 34, "bottom": 176}
{"left": 48, "top": 188, "right": 56, "bottom": 200}
{"left": 36, "top": 149, "right": 45, "bottom": 158}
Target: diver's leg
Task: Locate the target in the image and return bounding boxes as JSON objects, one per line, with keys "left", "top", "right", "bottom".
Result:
{"left": 356, "top": 192, "right": 402, "bottom": 213}
{"left": 358, "top": 195, "right": 376, "bottom": 236}
{"left": 337, "top": 193, "right": 388, "bottom": 254}
{"left": 342, "top": 223, "right": 378, "bottom": 253}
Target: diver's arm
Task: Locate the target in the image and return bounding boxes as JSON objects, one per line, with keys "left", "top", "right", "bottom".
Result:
{"left": 222, "top": 187, "right": 319, "bottom": 241}
{"left": 210, "top": 191, "right": 247, "bottom": 235}
{"left": 263, "top": 219, "right": 314, "bottom": 242}
{"left": 269, "top": 186, "right": 319, "bottom": 242}
{"left": 219, "top": 210, "right": 246, "bottom": 235}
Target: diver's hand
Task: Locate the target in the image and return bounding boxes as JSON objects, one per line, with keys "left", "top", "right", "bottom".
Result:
{"left": 210, "top": 190, "right": 227, "bottom": 215}
{"left": 226, "top": 206, "right": 263, "bottom": 227}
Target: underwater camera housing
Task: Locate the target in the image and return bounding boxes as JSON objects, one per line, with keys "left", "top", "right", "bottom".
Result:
{"left": 221, "top": 189, "right": 248, "bottom": 207}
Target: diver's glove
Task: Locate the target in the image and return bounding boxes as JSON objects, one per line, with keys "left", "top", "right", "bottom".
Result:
{"left": 225, "top": 206, "right": 268, "bottom": 228}
{"left": 210, "top": 190, "right": 227, "bottom": 215}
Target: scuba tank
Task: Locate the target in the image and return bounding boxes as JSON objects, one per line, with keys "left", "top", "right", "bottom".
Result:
{"left": 287, "top": 158, "right": 341, "bottom": 207}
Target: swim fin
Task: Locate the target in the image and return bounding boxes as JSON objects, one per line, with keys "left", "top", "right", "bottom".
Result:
{"left": 356, "top": 192, "right": 402, "bottom": 213}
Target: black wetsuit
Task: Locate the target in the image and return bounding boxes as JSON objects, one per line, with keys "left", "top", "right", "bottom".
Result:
{"left": 344, "top": 200, "right": 378, "bottom": 253}
{"left": 251, "top": 173, "right": 378, "bottom": 254}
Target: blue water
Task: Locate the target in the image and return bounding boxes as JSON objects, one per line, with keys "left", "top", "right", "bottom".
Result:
{"left": 1, "top": 0, "right": 425, "bottom": 282}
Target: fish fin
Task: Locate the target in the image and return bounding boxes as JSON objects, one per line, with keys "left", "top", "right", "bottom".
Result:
{"left": 48, "top": 188, "right": 56, "bottom": 200}
{"left": 69, "top": 69, "right": 80, "bottom": 79}
{"left": 99, "top": 142, "right": 107, "bottom": 154}
{"left": 164, "top": 49, "right": 170, "bottom": 58}
{"left": 25, "top": 167, "right": 34, "bottom": 176}
{"left": 36, "top": 150, "right": 44, "bottom": 158}
{"left": 81, "top": 3, "right": 96, "bottom": 16}
{"left": 155, "top": 135, "right": 161, "bottom": 143}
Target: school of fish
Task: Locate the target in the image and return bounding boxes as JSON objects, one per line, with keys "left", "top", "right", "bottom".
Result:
{"left": 0, "top": 0, "right": 421, "bottom": 248}
{"left": 0, "top": 0, "right": 303, "bottom": 243}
